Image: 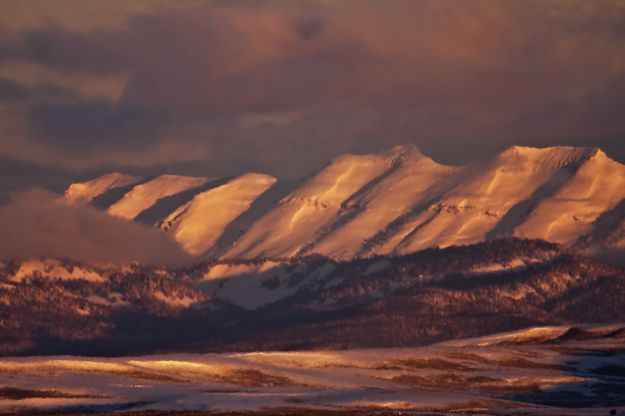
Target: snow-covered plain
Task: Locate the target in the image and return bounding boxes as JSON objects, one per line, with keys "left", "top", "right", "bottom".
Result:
{"left": 1, "top": 324, "right": 624, "bottom": 415}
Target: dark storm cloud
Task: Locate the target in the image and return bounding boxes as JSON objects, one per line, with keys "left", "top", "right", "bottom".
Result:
{"left": 0, "top": 0, "right": 624, "bottom": 175}
{"left": 0, "top": 77, "right": 26, "bottom": 100}
{"left": 0, "top": 76, "right": 76, "bottom": 101}
{"left": 28, "top": 99, "right": 170, "bottom": 151}
{"left": 0, "top": 156, "right": 73, "bottom": 203}
{"left": 0, "top": 24, "right": 127, "bottom": 74}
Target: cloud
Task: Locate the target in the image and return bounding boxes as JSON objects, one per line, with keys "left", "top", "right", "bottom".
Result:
{"left": 0, "top": 189, "right": 191, "bottom": 265}
{"left": 0, "top": 0, "right": 623, "bottom": 179}
{"left": 27, "top": 99, "right": 170, "bottom": 151}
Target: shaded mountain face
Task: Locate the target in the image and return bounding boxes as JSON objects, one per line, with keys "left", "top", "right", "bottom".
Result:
{"left": 2, "top": 239, "right": 625, "bottom": 356}
{"left": 63, "top": 144, "right": 625, "bottom": 259}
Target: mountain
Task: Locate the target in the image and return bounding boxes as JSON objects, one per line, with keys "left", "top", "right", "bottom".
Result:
{"left": 159, "top": 173, "right": 277, "bottom": 255}
{"left": 64, "top": 172, "right": 141, "bottom": 205}
{"left": 2, "top": 239, "right": 625, "bottom": 355}
{"left": 9, "top": 145, "right": 625, "bottom": 388}
{"left": 106, "top": 174, "right": 210, "bottom": 220}
{"left": 62, "top": 145, "right": 625, "bottom": 259}
{"left": 373, "top": 146, "right": 602, "bottom": 254}
{"left": 228, "top": 145, "right": 458, "bottom": 259}
{"left": 513, "top": 148, "right": 625, "bottom": 244}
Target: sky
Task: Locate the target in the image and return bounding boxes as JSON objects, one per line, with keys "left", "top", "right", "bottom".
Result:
{"left": 0, "top": 0, "right": 624, "bottom": 195}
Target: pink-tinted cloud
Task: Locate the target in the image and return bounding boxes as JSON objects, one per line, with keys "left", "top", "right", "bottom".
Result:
{"left": 0, "top": 0, "right": 623, "bottom": 178}
{"left": 0, "top": 189, "right": 190, "bottom": 265}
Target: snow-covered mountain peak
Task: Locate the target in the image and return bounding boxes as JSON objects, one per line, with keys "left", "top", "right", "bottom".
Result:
{"left": 496, "top": 145, "right": 601, "bottom": 171}
{"left": 59, "top": 144, "right": 625, "bottom": 260}
{"left": 64, "top": 172, "right": 142, "bottom": 205}
{"left": 107, "top": 174, "right": 210, "bottom": 220}
{"left": 381, "top": 143, "right": 425, "bottom": 161}
{"left": 585, "top": 147, "right": 618, "bottom": 166}
{"left": 284, "top": 151, "right": 393, "bottom": 207}
{"left": 235, "top": 172, "right": 277, "bottom": 186}
{"left": 513, "top": 147, "right": 625, "bottom": 245}
{"left": 159, "top": 173, "right": 277, "bottom": 256}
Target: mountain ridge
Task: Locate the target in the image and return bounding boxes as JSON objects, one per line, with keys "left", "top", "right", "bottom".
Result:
{"left": 63, "top": 144, "right": 625, "bottom": 260}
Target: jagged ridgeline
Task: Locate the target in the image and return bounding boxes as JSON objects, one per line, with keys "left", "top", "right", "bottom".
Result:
{"left": 5, "top": 145, "right": 625, "bottom": 356}
{"left": 2, "top": 239, "right": 625, "bottom": 355}
{"left": 65, "top": 144, "right": 625, "bottom": 259}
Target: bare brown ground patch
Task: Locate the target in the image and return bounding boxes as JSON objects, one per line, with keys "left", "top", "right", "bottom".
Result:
{"left": 0, "top": 386, "right": 105, "bottom": 400}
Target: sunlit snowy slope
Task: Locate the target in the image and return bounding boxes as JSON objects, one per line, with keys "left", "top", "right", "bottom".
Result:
{"left": 64, "top": 145, "right": 625, "bottom": 259}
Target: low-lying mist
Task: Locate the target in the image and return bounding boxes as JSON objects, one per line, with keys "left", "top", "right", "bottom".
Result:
{"left": 0, "top": 188, "right": 191, "bottom": 266}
